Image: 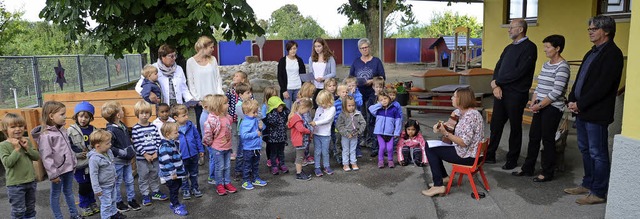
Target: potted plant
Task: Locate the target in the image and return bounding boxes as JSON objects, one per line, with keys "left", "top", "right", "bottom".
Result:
{"left": 394, "top": 81, "right": 410, "bottom": 106}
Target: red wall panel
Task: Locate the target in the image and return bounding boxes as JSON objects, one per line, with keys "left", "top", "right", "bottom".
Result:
{"left": 383, "top": 38, "right": 396, "bottom": 63}
{"left": 252, "top": 40, "right": 284, "bottom": 62}
{"left": 421, "top": 38, "right": 438, "bottom": 63}
{"left": 326, "top": 39, "right": 343, "bottom": 65}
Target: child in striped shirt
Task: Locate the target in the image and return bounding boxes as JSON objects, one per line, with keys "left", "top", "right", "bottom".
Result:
{"left": 132, "top": 101, "right": 167, "bottom": 206}
{"left": 158, "top": 122, "right": 188, "bottom": 216}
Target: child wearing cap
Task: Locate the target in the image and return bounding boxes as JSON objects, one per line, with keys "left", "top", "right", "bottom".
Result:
{"left": 67, "top": 101, "right": 101, "bottom": 217}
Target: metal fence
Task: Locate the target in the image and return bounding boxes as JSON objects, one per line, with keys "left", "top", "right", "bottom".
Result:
{"left": 0, "top": 54, "right": 144, "bottom": 108}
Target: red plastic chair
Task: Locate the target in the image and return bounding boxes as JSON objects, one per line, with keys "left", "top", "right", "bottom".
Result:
{"left": 445, "top": 138, "right": 490, "bottom": 200}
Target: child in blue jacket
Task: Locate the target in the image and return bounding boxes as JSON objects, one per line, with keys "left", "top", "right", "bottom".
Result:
{"left": 170, "top": 104, "right": 204, "bottom": 199}
{"left": 239, "top": 99, "right": 267, "bottom": 190}
{"left": 369, "top": 91, "right": 403, "bottom": 169}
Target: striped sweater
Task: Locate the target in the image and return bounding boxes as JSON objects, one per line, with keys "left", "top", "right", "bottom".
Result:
{"left": 132, "top": 123, "right": 161, "bottom": 160}
{"left": 534, "top": 60, "right": 570, "bottom": 110}
{"left": 158, "top": 139, "right": 187, "bottom": 183}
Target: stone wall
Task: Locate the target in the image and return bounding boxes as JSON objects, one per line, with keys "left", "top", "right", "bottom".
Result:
{"left": 219, "top": 61, "right": 285, "bottom": 92}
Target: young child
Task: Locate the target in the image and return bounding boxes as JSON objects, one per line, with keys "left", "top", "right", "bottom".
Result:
{"left": 312, "top": 90, "right": 336, "bottom": 177}
{"left": 324, "top": 78, "right": 338, "bottom": 98}
{"left": 336, "top": 96, "right": 366, "bottom": 172}
{"left": 297, "top": 82, "right": 316, "bottom": 166}
{"left": 202, "top": 94, "right": 238, "bottom": 196}
{"left": 88, "top": 129, "right": 126, "bottom": 219}
{"left": 140, "top": 64, "right": 162, "bottom": 104}
{"left": 31, "top": 101, "right": 82, "bottom": 219}
{"left": 369, "top": 91, "right": 403, "bottom": 168}
{"left": 152, "top": 103, "right": 175, "bottom": 139}
{"left": 331, "top": 84, "right": 348, "bottom": 163}
{"left": 261, "top": 86, "right": 278, "bottom": 167}
{"left": 366, "top": 76, "right": 385, "bottom": 157}
{"left": 239, "top": 99, "right": 267, "bottom": 190}
{"left": 263, "top": 95, "right": 290, "bottom": 175}
{"left": 101, "top": 101, "right": 140, "bottom": 212}
{"left": 132, "top": 100, "right": 167, "bottom": 206}
{"left": 226, "top": 71, "right": 249, "bottom": 161}
{"left": 344, "top": 76, "right": 364, "bottom": 110}
{"left": 233, "top": 82, "right": 252, "bottom": 180}
{"left": 397, "top": 120, "right": 428, "bottom": 167}
{"left": 68, "top": 101, "right": 100, "bottom": 216}
{"left": 170, "top": 104, "right": 204, "bottom": 199}
{"left": 158, "top": 122, "right": 189, "bottom": 216}
{"left": 385, "top": 87, "right": 402, "bottom": 111}
{"left": 1, "top": 113, "right": 40, "bottom": 219}
{"left": 288, "top": 99, "right": 314, "bottom": 181}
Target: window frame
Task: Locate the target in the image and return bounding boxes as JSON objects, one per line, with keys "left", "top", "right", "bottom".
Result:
{"left": 598, "top": 0, "right": 632, "bottom": 19}
{"left": 506, "top": 0, "right": 538, "bottom": 24}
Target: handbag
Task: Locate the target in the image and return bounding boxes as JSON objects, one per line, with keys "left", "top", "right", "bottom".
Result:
{"left": 554, "top": 114, "right": 570, "bottom": 172}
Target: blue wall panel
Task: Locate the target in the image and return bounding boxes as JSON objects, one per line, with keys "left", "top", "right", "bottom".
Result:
{"left": 219, "top": 41, "right": 252, "bottom": 65}
{"left": 343, "top": 39, "right": 361, "bottom": 66}
{"left": 284, "top": 40, "right": 313, "bottom": 64}
{"left": 395, "top": 38, "right": 421, "bottom": 63}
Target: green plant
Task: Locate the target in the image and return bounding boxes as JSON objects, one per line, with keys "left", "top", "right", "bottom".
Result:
{"left": 393, "top": 81, "right": 408, "bottom": 94}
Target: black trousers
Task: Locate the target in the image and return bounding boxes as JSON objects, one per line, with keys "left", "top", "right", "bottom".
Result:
{"left": 426, "top": 146, "right": 475, "bottom": 186}
{"left": 521, "top": 106, "right": 564, "bottom": 177}
{"left": 267, "top": 142, "right": 286, "bottom": 167}
{"left": 166, "top": 178, "right": 182, "bottom": 206}
{"left": 487, "top": 91, "right": 529, "bottom": 164}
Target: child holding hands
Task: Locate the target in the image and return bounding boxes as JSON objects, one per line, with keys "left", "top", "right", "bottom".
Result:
{"left": 288, "top": 99, "right": 314, "bottom": 181}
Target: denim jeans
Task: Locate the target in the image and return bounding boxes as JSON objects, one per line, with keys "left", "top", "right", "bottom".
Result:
{"left": 341, "top": 136, "right": 358, "bottom": 165}
{"left": 199, "top": 110, "right": 209, "bottom": 139}
{"left": 576, "top": 118, "right": 610, "bottom": 197}
{"left": 181, "top": 156, "right": 200, "bottom": 191}
{"left": 166, "top": 179, "right": 182, "bottom": 206}
{"left": 234, "top": 124, "right": 244, "bottom": 174}
{"left": 50, "top": 171, "right": 78, "bottom": 219}
{"left": 242, "top": 149, "right": 261, "bottom": 183}
{"left": 98, "top": 184, "right": 117, "bottom": 219}
{"left": 213, "top": 148, "right": 232, "bottom": 185}
{"left": 283, "top": 89, "right": 300, "bottom": 110}
{"left": 7, "top": 181, "right": 37, "bottom": 219}
{"left": 314, "top": 135, "right": 331, "bottom": 169}
{"left": 208, "top": 147, "right": 217, "bottom": 180}
{"left": 114, "top": 163, "right": 135, "bottom": 203}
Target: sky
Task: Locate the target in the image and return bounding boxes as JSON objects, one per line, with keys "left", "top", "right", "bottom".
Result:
{"left": 4, "top": 0, "right": 483, "bottom": 36}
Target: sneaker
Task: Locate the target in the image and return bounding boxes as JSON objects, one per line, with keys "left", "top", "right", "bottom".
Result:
{"left": 91, "top": 202, "right": 100, "bottom": 214}
{"left": 152, "top": 192, "right": 168, "bottom": 201}
{"left": 234, "top": 172, "right": 242, "bottom": 182}
{"left": 351, "top": 164, "right": 359, "bottom": 171}
{"left": 224, "top": 183, "right": 237, "bottom": 193}
{"left": 182, "top": 190, "right": 192, "bottom": 200}
{"left": 142, "top": 195, "right": 152, "bottom": 206}
{"left": 207, "top": 177, "right": 216, "bottom": 185}
{"left": 191, "top": 188, "right": 203, "bottom": 198}
{"left": 111, "top": 211, "right": 127, "bottom": 219}
{"left": 296, "top": 172, "right": 312, "bottom": 181}
{"left": 80, "top": 206, "right": 94, "bottom": 217}
{"left": 280, "top": 165, "right": 289, "bottom": 174}
{"left": 242, "top": 181, "right": 254, "bottom": 190}
{"left": 388, "top": 161, "right": 395, "bottom": 168}
{"left": 306, "top": 156, "right": 315, "bottom": 165}
{"left": 314, "top": 168, "right": 323, "bottom": 177}
{"left": 272, "top": 167, "right": 280, "bottom": 175}
{"left": 172, "top": 204, "right": 188, "bottom": 216}
{"left": 116, "top": 201, "right": 130, "bottom": 212}
{"left": 266, "top": 159, "right": 272, "bottom": 167}
{"left": 378, "top": 160, "right": 384, "bottom": 168}
{"left": 216, "top": 184, "right": 227, "bottom": 196}
{"left": 564, "top": 186, "right": 590, "bottom": 195}
{"left": 576, "top": 193, "right": 606, "bottom": 205}
{"left": 252, "top": 178, "right": 267, "bottom": 187}
{"left": 343, "top": 165, "right": 351, "bottom": 172}
{"left": 128, "top": 199, "right": 141, "bottom": 211}
{"left": 324, "top": 167, "right": 334, "bottom": 175}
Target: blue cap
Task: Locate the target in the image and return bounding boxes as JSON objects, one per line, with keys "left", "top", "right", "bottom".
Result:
{"left": 74, "top": 101, "right": 95, "bottom": 116}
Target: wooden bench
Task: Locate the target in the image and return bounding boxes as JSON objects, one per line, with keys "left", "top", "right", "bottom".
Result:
{"left": 405, "top": 91, "right": 485, "bottom": 119}
{"left": 0, "top": 108, "right": 46, "bottom": 181}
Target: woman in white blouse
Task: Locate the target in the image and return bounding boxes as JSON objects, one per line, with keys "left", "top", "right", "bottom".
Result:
{"left": 186, "top": 36, "right": 224, "bottom": 134}
{"left": 277, "top": 41, "right": 306, "bottom": 110}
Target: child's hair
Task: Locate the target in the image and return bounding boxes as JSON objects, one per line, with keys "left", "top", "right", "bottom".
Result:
{"left": 377, "top": 90, "right": 391, "bottom": 101}
{"left": 336, "top": 84, "right": 347, "bottom": 94}
{"left": 101, "top": 101, "right": 122, "bottom": 123}
{"left": 298, "top": 82, "right": 316, "bottom": 99}
{"left": 323, "top": 78, "right": 338, "bottom": 91}
{"left": 403, "top": 119, "right": 421, "bottom": 140}
{"left": 372, "top": 76, "right": 385, "bottom": 88}
{"left": 205, "top": 94, "right": 228, "bottom": 116}
{"left": 342, "top": 96, "right": 356, "bottom": 113}
{"left": 1, "top": 113, "right": 26, "bottom": 137}
{"left": 263, "top": 86, "right": 278, "bottom": 104}
{"left": 316, "top": 90, "right": 334, "bottom": 108}
{"left": 343, "top": 76, "right": 357, "bottom": 85}
{"left": 157, "top": 103, "right": 169, "bottom": 110}
{"left": 161, "top": 122, "right": 179, "bottom": 138}
{"left": 235, "top": 82, "right": 251, "bottom": 96}
{"left": 90, "top": 129, "right": 112, "bottom": 147}
{"left": 234, "top": 71, "right": 249, "bottom": 84}
{"left": 41, "top": 101, "right": 66, "bottom": 127}
{"left": 385, "top": 87, "right": 398, "bottom": 95}
{"left": 141, "top": 64, "right": 157, "bottom": 79}
{"left": 288, "top": 98, "right": 313, "bottom": 120}
{"left": 241, "top": 99, "right": 259, "bottom": 115}
{"left": 194, "top": 36, "right": 214, "bottom": 53}
{"left": 134, "top": 100, "right": 153, "bottom": 118}
{"left": 170, "top": 104, "right": 188, "bottom": 118}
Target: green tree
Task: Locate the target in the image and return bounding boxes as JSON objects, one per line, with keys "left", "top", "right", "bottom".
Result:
{"left": 339, "top": 23, "right": 366, "bottom": 39}
{"left": 39, "top": 0, "right": 265, "bottom": 59}
{"left": 424, "top": 11, "right": 482, "bottom": 38}
{"left": 0, "top": 1, "right": 25, "bottom": 55}
{"left": 338, "top": 0, "right": 413, "bottom": 56}
{"left": 267, "top": 4, "right": 326, "bottom": 40}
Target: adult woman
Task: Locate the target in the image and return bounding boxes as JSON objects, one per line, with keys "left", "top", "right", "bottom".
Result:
{"left": 186, "top": 36, "right": 224, "bottom": 133}
{"left": 308, "top": 38, "right": 336, "bottom": 107}
{"left": 512, "top": 35, "right": 570, "bottom": 182}
{"left": 277, "top": 41, "right": 306, "bottom": 110}
{"left": 349, "top": 38, "right": 386, "bottom": 106}
{"left": 135, "top": 44, "right": 195, "bottom": 106}
{"left": 422, "top": 87, "right": 484, "bottom": 197}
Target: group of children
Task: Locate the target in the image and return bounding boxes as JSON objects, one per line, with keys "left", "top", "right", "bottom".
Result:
{"left": 0, "top": 69, "right": 432, "bottom": 219}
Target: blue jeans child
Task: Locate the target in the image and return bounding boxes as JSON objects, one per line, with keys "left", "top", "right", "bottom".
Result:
{"left": 115, "top": 163, "right": 136, "bottom": 204}
{"left": 242, "top": 149, "right": 261, "bottom": 183}
{"left": 50, "top": 171, "right": 79, "bottom": 219}
{"left": 97, "top": 184, "right": 118, "bottom": 219}
{"left": 7, "top": 181, "right": 37, "bottom": 219}
{"left": 213, "top": 148, "right": 232, "bottom": 185}
{"left": 181, "top": 156, "right": 200, "bottom": 192}
{"left": 314, "top": 135, "right": 331, "bottom": 169}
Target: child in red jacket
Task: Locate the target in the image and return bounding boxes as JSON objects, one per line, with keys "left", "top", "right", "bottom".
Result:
{"left": 287, "top": 98, "right": 314, "bottom": 181}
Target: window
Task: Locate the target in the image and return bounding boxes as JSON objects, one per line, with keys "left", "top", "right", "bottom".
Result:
{"left": 507, "top": 0, "right": 538, "bottom": 23}
{"left": 599, "top": 0, "right": 632, "bottom": 18}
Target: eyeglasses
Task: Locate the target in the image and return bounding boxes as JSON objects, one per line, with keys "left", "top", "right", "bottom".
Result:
{"left": 587, "top": 27, "right": 601, "bottom": 33}
{"left": 359, "top": 46, "right": 369, "bottom": 50}
{"left": 508, "top": 26, "right": 521, "bottom": 30}
{"left": 165, "top": 53, "right": 178, "bottom": 59}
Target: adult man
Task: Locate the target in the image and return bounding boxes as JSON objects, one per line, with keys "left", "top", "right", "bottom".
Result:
{"left": 564, "top": 15, "right": 623, "bottom": 205}
{"left": 486, "top": 19, "right": 537, "bottom": 170}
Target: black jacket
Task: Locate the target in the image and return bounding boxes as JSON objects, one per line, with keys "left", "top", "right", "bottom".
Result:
{"left": 277, "top": 56, "right": 306, "bottom": 97}
{"left": 568, "top": 41, "right": 624, "bottom": 125}
{"left": 493, "top": 38, "right": 538, "bottom": 93}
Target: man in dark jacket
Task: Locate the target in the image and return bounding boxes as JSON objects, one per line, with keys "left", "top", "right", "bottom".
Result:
{"left": 563, "top": 15, "right": 623, "bottom": 205}
{"left": 486, "top": 18, "right": 537, "bottom": 169}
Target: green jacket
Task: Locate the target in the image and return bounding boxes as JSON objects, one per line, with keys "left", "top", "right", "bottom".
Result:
{"left": 0, "top": 140, "right": 40, "bottom": 186}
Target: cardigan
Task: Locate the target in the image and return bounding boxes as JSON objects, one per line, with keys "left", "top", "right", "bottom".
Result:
{"left": 277, "top": 55, "right": 306, "bottom": 97}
